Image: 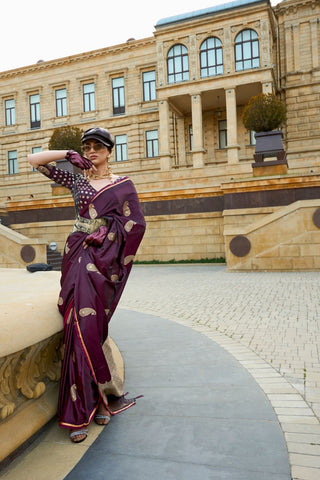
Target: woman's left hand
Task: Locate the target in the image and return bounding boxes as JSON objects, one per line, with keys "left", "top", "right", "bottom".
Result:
{"left": 66, "top": 150, "right": 93, "bottom": 170}
{"left": 83, "top": 226, "right": 108, "bottom": 249}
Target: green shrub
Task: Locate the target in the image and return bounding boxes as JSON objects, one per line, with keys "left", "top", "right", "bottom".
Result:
{"left": 242, "top": 93, "right": 286, "bottom": 133}
{"left": 48, "top": 126, "right": 83, "bottom": 152}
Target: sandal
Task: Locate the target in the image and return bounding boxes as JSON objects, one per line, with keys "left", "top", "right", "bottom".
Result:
{"left": 70, "top": 429, "right": 88, "bottom": 443}
{"left": 94, "top": 413, "right": 111, "bottom": 425}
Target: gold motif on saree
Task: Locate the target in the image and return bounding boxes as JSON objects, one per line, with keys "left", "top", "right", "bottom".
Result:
{"left": 58, "top": 296, "right": 64, "bottom": 306}
{"left": 38, "top": 165, "right": 51, "bottom": 175}
{"left": 65, "top": 243, "right": 70, "bottom": 254}
{"left": 70, "top": 384, "right": 77, "bottom": 402}
{"left": 124, "top": 255, "right": 135, "bottom": 265}
{"left": 73, "top": 352, "right": 76, "bottom": 363}
{"left": 86, "top": 263, "right": 101, "bottom": 274}
{"left": 89, "top": 203, "right": 98, "bottom": 219}
{"left": 105, "top": 309, "right": 110, "bottom": 316}
{"left": 111, "top": 274, "right": 119, "bottom": 282}
{"left": 124, "top": 220, "right": 136, "bottom": 232}
{"left": 108, "top": 232, "right": 116, "bottom": 242}
{"left": 79, "top": 307, "right": 96, "bottom": 317}
{"left": 79, "top": 257, "right": 82, "bottom": 263}
{"left": 123, "top": 201, "right": 131, "bottom": 217}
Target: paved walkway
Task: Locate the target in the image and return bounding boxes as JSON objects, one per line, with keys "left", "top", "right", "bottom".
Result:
{"left": 118, "top": 265, "right": 320, "bottom": 480}
{"left": 1, "top": 265, "right": 320, "bottom": 479}
{"left": 65, "top": 308, "right": 290, "bottom": 480}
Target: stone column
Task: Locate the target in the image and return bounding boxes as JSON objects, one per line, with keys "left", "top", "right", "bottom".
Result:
{"left": 225, "top": 87, "right": 239, "bottom": 164}
{"left": 176, "top": 117, "right": 186, "bottom": 166}
{"left": 191, "top": 93, "right": 204, "bottom": 168}
{"left": 158, "top": 99, "right": 171, "bottom": 170}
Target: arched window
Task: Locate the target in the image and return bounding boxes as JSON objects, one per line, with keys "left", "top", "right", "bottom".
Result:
{"left": 235, "top": 29, "right": 260, "bottom": 71}
{"left": 167, "top": 44, "right": 189, "bottom": 84}
{"left": 200, "top": 37, "right": 223, "bottom": 77}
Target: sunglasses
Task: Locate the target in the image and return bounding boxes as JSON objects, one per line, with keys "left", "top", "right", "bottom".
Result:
{"left": 81, "top": 142, "right": 107, "bottom": 153}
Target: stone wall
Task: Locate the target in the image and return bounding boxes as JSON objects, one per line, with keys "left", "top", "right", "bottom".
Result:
{"left": 224, "top": 199, "right": 320, "bottom": 271}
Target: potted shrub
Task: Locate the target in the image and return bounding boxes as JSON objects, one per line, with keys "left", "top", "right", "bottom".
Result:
{"left": 242, "top": 93, "right": 286, "bottom": 162}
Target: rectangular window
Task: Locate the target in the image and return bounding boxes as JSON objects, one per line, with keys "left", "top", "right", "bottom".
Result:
{"left": 115, "top": 134, "right": 127, "bottom": 161}
{"left": 250, "top": 130, "right": 256, "bottom": 145}
{"left": 83, "top": 83, "right": 95, "bottom": 112}
{"left": 30, "top": 94, "right": 40, "bottom": 129}
{"left": 55, "top": 88, "right": 67, "bottom": 117}
{"left": 8, "top": 150, "right": 18, "bottom": 174}
{"left": 32, "top": 146, "right": 42, "bottom": 171}
{"left": 143, "top": 71, "right": 156, "bottom": 101}
{"left": 112, "top": 77, "right": 125, "bottom": 115}
{"left": 189, "top": 125, "right": 193, "bottom": 150}
{"left": 218, "top": 120, "right": 227, "bottom": 149}
{"left": 146, "top": 130, "right": 159, "bottom": 158}
{"left": 5, "top": 99, "right": 15, "bottom": 126}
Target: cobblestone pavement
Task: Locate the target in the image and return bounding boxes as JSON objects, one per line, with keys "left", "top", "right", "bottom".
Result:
{"left": 120, "top": 265, "right": 320, "bottom": 479}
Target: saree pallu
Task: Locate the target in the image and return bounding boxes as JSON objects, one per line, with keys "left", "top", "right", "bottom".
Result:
{"left": 57, "top": 177, "right": 145, "bottom": 429}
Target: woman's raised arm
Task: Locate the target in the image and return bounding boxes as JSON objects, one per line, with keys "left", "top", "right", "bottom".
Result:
{"left": 27, "top": 150, "right": 69, "bottom": 169}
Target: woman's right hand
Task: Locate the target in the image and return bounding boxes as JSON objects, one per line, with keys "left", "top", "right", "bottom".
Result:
{"left": 66, "top": 150, "right": 93, "bottom": 170}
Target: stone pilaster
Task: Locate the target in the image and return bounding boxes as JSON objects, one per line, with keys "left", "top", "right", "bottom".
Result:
{"left": 159, "top": 99, "right": 171, "bottom": 170}
{"left": 225, "top": 87, "right": 239, "bottom": 164}
{"left": 191, "top": 93, "right": 204, "bottom": 168}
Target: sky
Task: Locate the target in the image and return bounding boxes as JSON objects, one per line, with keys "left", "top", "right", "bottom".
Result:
{"left": 2, "top": 0, "right": 281, "bottom": 73}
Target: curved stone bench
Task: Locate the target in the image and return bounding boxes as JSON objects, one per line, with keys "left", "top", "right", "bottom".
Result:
{"left": 0, "top": 269, "right": 123, "bottom": 463}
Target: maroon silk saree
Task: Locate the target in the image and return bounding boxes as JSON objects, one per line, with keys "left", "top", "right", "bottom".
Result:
{"left": 57, "top": 177, "right": 145, "bottom": 429}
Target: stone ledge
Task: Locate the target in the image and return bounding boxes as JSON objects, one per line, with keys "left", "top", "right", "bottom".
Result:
{"left": 0, "top": 269, "right": 124, "bottom": 464}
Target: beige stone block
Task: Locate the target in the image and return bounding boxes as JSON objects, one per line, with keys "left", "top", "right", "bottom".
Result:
{"left": 272, "top": 257, "right": 294, "bottom": 270}
{"left": 292, "top": 257, "right": 315, "bottom": 270}
{"left": 300, "top": 244, "right": 320, "bottom": 256}
{"left": 290, "top": 453, "right": 320, "bottom": 468}
{"left": 291, "top": 466, "right": 320, "bottom": 480}
{"left": 279, "top": 244, "right": 300, "bottom": 257}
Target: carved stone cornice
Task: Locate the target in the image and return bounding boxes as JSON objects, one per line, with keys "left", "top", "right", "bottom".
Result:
{"left": 0, "top": 38, "right": 156, "bottom": 80}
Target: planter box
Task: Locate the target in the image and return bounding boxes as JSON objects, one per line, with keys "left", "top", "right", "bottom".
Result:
{"left": 252, "top": 130, "right": 287, "bottom": 176}
{"left": 254, "top": 130, "right": 284, "bottom": 156}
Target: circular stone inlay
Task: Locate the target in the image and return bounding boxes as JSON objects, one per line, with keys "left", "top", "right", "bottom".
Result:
{"left": 312, "top": 208, "right": 320, "bottom": 229}
{"left": 20, "top": 245, "right": 36, "bottom": 263}
{"left": 229, "top": 235, "right": 251, "bottom": 258}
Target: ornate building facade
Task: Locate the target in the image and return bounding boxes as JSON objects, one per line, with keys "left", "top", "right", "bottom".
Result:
{"left": 0, "top": 0, "right": 319, "bottom": 265}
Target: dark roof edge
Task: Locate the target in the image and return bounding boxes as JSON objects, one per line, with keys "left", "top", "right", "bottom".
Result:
{"left": 155, "top": 0, "right": 270, "bottom": 29}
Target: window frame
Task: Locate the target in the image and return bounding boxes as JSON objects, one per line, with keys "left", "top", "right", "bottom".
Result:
{"left": 8, "top": 150, "right": 18, "bottom": 174}
{"left": 112, "top": 77, "right": 125, "bottom": 115}
{"left": 5, "top": 98, "right": 15, "bottom": 126}
{"left": 250, "top": 130, "right": 256, "bottom": 146}
{"left": 83, "top": 82, "right": 95, "bottom": 112}
{"left": 234, "top": 29, "right": 260, "bottom": 71}
{"left": 167, "top": 44, "right": 189, "bottom": 84}
{"left": 189, "top": 125, "right": 193, "bottom": 151}
{"left": 115, "top": 134, "right": 128, "bottom": 161}
{"left": 29, "top": 93, "right": 41, "bottom": 129}
{"left": 200, "top": 37, "right": 223, "bottom": 78}
{"left": 55, "top": 88, "right": 67, "bottom": 117}
{"left": 218, "top": 120, "right": 228, "bottom": 149}
{"left": 146, "top": 130, "right": 159, "bottom": 158}
{"left": 31, "top": 146, "right": 42, "bottom": 171}
{"left": 142, "top": 71, "right": 156, "bottom": 102}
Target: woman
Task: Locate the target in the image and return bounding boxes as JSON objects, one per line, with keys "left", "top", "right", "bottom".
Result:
{"left": 28, "top": 127, "right": 146, "bottom": 443}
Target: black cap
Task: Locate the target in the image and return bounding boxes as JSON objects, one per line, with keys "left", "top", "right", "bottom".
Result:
{"left": 81, "top": 127, "right": 114, "bottom": 149}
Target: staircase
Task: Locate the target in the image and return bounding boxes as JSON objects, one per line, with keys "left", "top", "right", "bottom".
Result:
{"left": 46, "top": 245, "right": 63, "bottom": 271}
